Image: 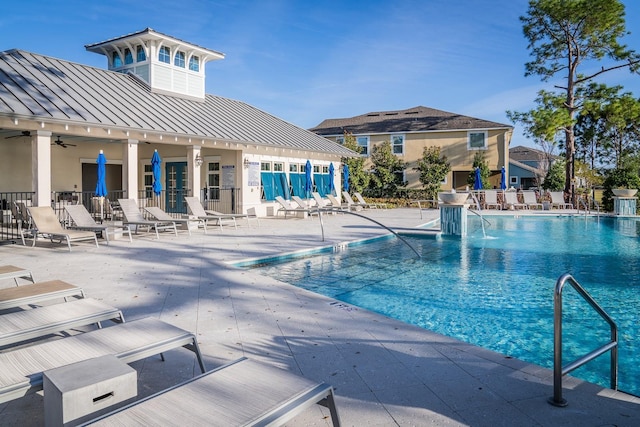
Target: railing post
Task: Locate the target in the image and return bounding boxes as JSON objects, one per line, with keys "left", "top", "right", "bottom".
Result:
{"left": 548, "top": 276, "right": 568, "bottom": 407}
{"left": 548, "top": 273, "right": 618, "bottom": 407}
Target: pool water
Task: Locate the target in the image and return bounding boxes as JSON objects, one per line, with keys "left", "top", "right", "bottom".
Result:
{"left": 242, "top": 215, "right": 640, "bottom": 396}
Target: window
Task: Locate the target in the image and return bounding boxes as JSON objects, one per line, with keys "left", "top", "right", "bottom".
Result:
{"left": 313, "top": 165, "right": 320, "bottom": 173}
{"left": 189, "top": 56, "right": 200, "bottom": 71}
{"left": 357, "top": 136, "right": 369, "bottom": 156}
{"left": 322, "top": 166, "right": 329, "bottom": 174}
{"left": 207, "top": 162, "right": 220, "bottom": 200}
{"left": 159, "top": 46, "right": 170, "bottom": 64}
{"left": 289, "top": 164, "right": 306, "bottom": 196}
{"left": 468, "top": 131, "right": 487, "bottom": 150}
{"left": 112, "top": 52, "right": 122, "bottom": 68}
{"left": 136, "top": 45, "right": 146, "bottom": 62}
{"left": 391, "top": 134, "right": 404, "bottom": 155}
{"left": 260, "top": 162, "right": 289, "bottom": 200}
{"left": 174, "top": 51, "right": 185, "bottom": 68}
{"left": 124, "top": 48, "right": 133, "bottom": 65}
{"left": 143, "top": 164, "right": 153, "bottom": 197}
{"left": 510, "top": 176, "right": 518, "bottom": 185}
{"left": 336, "top": 136, "right": 344, "bottom": 144}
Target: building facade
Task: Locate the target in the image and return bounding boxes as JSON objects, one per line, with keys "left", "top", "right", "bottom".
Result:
{"left": 0, "top": 28, "right": 354, "bottom": 220}
{"left": 310, "top": 106, "right": 513, "bottom": 190}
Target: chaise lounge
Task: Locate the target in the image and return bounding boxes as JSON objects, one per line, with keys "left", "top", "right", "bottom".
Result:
{"left": 117, "top": 199, "right": 178, "bottom": 239}
{"left": 184, "top": 197, "right": 239, "bottom": 230}
{"left": 65, "top": 204, "right": 132, "bottom": 244}
{"left": 84, "top": 357, "right": 341, "bottom": 426}
{"left": 0, "top": 317, "right": 205, "bottom": 404}
{"left": 26, "top": 206, "right": 99, "bottom": 251}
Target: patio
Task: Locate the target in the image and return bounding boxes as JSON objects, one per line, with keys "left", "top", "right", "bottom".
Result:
{"left": 0, "top": 208, "right": 638, "bottom": 426}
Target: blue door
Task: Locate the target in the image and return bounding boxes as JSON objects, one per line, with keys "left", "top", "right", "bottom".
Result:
{"left": 165, "top": 162, "right": 187, "bottom": 213}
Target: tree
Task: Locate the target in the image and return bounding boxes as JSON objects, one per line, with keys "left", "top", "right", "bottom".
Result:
{"left": 367, "top": 141, "right": 406, "bottom": 197}
{"left": 542, "top": 160, "right": 565, "bottom": 191}
{"left": 520, "top": 0, "right": 640, "bottom": 204}
{"left": 340, "top": 131, "right": 369, "bottom": 194}
{"left": 577, "top": 83, "right": 640, "bottom": 169}
{"left": 414, "top": 146, "right": 451, "bottom": 200}
{"left": 507, "top": 89, "right": 566, "bottom": 177}
{"left": 601, "top": 156, "right": 640, "bottom": 211}
{"left": 466, "top": 152, "right": 491, "bottom": 189}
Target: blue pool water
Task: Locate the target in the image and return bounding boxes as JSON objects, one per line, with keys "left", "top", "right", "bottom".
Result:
{"left": 241, "top": 215, "right": 640, "bottom": 396}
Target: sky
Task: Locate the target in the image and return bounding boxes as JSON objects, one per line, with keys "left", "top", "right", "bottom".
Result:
{"left": 2, "top": 0, "right": 640, "bottom": 149}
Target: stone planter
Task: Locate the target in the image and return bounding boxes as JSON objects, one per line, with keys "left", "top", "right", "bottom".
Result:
{"left": 438, "top": 192, "right": 469, "bottom": 205}
{"left": 612, "top": 189, "right": 638, "bottom": 197}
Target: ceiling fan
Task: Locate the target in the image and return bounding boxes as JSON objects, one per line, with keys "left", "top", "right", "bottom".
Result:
{"left": 52, "top": 136, "right": 76, "bottom": 148}
{"left": 5, "top": 130, "right": 31, "bottom": 139}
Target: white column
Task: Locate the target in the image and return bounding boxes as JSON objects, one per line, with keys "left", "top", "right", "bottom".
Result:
{"left": 31, "top": 130, "right": 52, "bottom": 206}
{"left": 187, "top": 145, "right": 202, "bottom": 198}
{"left": 122, "top": 139, "right": 138, "bottom": 199}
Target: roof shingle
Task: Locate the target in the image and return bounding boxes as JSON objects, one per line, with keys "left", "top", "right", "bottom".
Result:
{"left": 310, "top": 106, "right": 512, "bottom": 136}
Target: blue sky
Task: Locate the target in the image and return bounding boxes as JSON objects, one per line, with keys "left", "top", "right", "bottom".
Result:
{"left": 3, "top": 0, "right": 640, "bottom": 149}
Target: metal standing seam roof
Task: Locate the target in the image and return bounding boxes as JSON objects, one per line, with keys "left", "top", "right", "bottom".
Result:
{"left": 0, "top": 49, "right": 355, "bottom": 156}
{"left": 309, "top": 105, "right": 513, "bottom": 136}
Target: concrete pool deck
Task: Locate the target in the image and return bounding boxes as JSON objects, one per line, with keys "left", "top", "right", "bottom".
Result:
{"left": 0, "top": 207, "right": 638, "bottom": 426}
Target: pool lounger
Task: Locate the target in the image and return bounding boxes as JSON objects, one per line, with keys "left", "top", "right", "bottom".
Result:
{"left": 0, "top": 298, "right": 124, "bottom": 348}
{"left": 83, "top": 357, "right": 341, "bottom": 426}
{"left": 0, "top": 265, "right": 34, "bottom": 285}
{"left": 0, "top": 280, "right": 85, "bottom": 311}
{"left": 0, "top": 317, "right": 206, "bottom": 404}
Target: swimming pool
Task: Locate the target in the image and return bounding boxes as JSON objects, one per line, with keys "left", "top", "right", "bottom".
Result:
{"left": 240, "top": 215, "right": 640, "bottom": 397}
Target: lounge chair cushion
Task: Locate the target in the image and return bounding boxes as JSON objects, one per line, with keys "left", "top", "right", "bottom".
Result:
{"left": 0, "top": 317, "right": 205, "bottom": 404}
{"left": 86, "top": 357, "right": 340, "bottom": 426}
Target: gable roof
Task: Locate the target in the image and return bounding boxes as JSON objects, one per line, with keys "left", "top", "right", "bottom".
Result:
{"left": 309, "top": 106, "right": 512, "bottom": 136}
{"left": 0, "top": 49, "right": 354, "bottom": 156}
{"left": 509, "top": 145, "right": 558, "bottom": 162}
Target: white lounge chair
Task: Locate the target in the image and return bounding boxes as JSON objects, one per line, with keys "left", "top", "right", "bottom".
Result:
{"left": 0, "top": 265, "right": 34, "bottom": 285}
{"left": 549, "top": 191, "right": 573, "bottom": 209}
{"left": 85, "top": 357, "right": 340, "bottom": 427}
{"left": 0, "top": 279, "right": 84, "bottom": 311}
{"left": 482, "top": 190, "right": 501, "bottom": 210}
{"left": 311, "top": 192, "right": 330, "bottom": 208}
{"left": 26, "top": 206, "right": 99, "bottom": 251}
{"left": 144, "top": 206, "right": 206, "bottom": 236}
{"left": 326, "top": 194, "right": 349, "bottom": 211}
{"left": 0, "top": 317, "right": 206, "bottom": 404}
{"left": 117, "top": 199, "right": 177, "bottom": 239}
{"left": 522, "top": 191, "right": 543, "bottom": 209}
{"left": 354, "top": 192, "right": 385, "bottom": 209}
{"left": 503, "top": 192, "right": 528, "bottom": 210}
{"left": 184, "top": 197, "right": 238, "bottom": 230}
{"left": 65, "top": 204, "right": 132, "bottom": 244}
{"left": 341, "top": 191, "right": 363, "bottom": 210}
{"left": 0, "top": 298, "right": 124, "bottom": 348}
{"left": 275, "top": 196, "right": 316, "bottom": 219}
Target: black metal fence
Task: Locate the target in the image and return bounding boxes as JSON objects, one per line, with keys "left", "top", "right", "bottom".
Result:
{"left": 0, "top": 188, "right": 243, "bottom": 244}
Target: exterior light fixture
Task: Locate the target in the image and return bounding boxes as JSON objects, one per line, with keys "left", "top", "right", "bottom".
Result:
{"left": 243, "top": 157, "right": 250, "bottom": 168}
{"left": 195, "top": 154, "right": 203, "bottom": 167}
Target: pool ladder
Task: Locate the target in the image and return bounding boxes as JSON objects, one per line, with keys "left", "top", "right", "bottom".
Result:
{"left": 549, "top": 273, "right": 618, "bottom": 407}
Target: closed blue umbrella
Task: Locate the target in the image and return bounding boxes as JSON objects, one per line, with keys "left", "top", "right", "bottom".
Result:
{"left": 304, "top": 160, "right": 312, "bottom": 198}
{"left": 500, "top": 166, "right": 506, "bottom": 190}
{"left": 95, "top": 150, "right": 108, "bottom": 197}
{"left": 343, "top": 164, "right": 349, "bottom": 192}
{"left": 328, "top": 163, "right": 336, "bottom": 196}
{"left": 151, "top": 149, "right": 162, "bottom": 196}
{"left": 473, "top": 167, "right": 483, "bottom": 190}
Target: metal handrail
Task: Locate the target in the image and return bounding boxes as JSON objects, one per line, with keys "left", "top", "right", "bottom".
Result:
{"left": 548, "top": 273, "right": 618, "bottom": 407}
